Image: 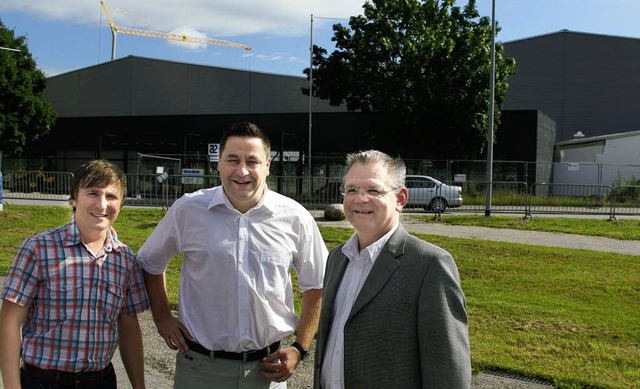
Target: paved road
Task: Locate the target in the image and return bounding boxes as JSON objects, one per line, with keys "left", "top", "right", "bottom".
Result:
{"left": 322, "top": 214, "right": 640, "bottom": 256}
{"left": 4, "top": 213, "right": 639, "bottom": 388}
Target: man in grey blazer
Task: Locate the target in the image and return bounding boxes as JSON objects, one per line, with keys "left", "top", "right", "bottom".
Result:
{"left": 314, "top": 150, "right": 471, "bottom": 388}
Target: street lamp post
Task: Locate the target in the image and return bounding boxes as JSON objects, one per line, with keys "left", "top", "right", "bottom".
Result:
{"left": 308, "top": 13, "right": 348, "bottom": 191}
{"left": 309, "top": 14, "right": 314, "bottom": 178}
{"left": 485, "top": 0, "right": 497, "bottom": 217}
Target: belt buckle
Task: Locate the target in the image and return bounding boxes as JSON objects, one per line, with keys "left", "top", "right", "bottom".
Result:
{"left": 243, "top": 343, "right": 270, "bottom": 362}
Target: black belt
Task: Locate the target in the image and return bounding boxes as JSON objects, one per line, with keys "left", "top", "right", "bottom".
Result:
{"left": 185, "top": 338, "right": 280, "bottom": 362}
{"left": 22, "top": 362, "right": 112, "bottom": 387}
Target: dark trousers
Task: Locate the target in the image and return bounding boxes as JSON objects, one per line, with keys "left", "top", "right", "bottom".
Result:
{"left": 20, "top": 363, "right": 117, "bottom": 389}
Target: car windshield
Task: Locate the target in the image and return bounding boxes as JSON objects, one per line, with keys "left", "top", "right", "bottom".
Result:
{"left": 407, "top": 176, "right": 443, "bottom": 185}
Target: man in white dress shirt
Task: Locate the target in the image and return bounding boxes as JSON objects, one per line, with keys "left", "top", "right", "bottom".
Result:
{"left": 138, "top": 121, "right": 328, "bottom": 389}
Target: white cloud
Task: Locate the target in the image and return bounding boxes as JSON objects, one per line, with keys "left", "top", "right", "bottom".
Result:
{"left": 0, "top": 0, "right": 363, "bottom": 76}
{"left": 166, "top": 27, "right": 210, "bottom": 50}
{"left": 0, "top": 0, "right": 364, "bottom": 38}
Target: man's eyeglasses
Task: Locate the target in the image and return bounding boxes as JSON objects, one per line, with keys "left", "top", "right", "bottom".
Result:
{"left": 339, "top": 186, "right": 400, "bottom": 198}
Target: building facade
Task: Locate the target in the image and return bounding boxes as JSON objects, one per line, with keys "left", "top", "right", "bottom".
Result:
{"left": 9, "top": 30, "right": 640, "bottom": 182}
{"left": 503, "top": 30, "right": 640, "bottom": 142}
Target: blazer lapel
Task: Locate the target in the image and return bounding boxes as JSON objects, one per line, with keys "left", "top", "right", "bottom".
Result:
{"left": 317, "top": 247, "right": 350, "bottom": 363}
{"left": 348, "top": 226, "right": 409, "bottom": 319}
{"left": 324, "top": 250, "right": 350, "bottom": 309}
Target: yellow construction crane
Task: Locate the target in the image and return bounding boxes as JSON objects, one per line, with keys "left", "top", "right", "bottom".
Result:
{"left": 100, "top": 1, "right": 252, "bottom": 60}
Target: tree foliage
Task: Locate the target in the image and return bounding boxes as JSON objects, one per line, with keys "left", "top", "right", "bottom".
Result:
{"left": 304, "top": 0, "right": 515, "bottom": 159}
{"left": 0, "top": 19, "right": 56, "bottom": 156}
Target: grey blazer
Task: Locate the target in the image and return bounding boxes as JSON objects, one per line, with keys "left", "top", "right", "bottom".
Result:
{"left": 314, "top": 225, "right": 471, "bottom": 388}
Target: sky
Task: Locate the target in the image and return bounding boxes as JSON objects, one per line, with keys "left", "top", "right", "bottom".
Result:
{"left": 1, "top": 0, "right": 639, "bottom": 78}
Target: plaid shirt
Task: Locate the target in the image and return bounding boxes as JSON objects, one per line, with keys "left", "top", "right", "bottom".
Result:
{"left": 0, "top": 217, "right": 149, "bottom": 372}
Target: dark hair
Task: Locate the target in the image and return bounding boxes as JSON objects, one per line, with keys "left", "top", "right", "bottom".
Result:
{"left": 219, "top": 121, "right": 271, "bottom": 157}
{"left": 69, "top": 159, "right": 127, "bottom": 210}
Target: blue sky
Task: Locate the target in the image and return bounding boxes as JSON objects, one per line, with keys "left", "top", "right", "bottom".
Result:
{"left": 1, "top": 0, "right": 639, "bottom": 78}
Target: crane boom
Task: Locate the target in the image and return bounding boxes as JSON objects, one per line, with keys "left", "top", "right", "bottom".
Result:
{"left": 100, "top": 1, "right": 251, "bottom": 60}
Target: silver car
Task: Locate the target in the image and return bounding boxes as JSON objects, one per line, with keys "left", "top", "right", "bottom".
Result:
{"left": 405, "top": 175, "right": 463, "bottom": 212}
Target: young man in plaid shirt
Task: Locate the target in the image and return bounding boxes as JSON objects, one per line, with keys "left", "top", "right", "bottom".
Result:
{"left": 0, "top": 159, "right": 149, "bottom": 389}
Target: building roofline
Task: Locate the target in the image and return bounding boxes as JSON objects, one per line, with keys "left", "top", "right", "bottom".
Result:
{"left": 556, "top": 130, "right": 640, "bottom": 146}
{"left": 47, "top": 55, "right": 306, "bottom": 81}
{"left": 503, "top": 29, "right": 640, "bottom": 44}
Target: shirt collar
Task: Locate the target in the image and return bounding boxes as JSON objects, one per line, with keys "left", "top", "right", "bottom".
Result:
{"left": 342, "top": 223, "right": 399, "bottom": 264}
{"left": 209, "top": 185, "right": 276, "bottom": 214}
{"left": 62, "top": 215, "right": 119, "bottom": 252}
{"left": 63, "top": 215, "right": 83, "bottom": 247}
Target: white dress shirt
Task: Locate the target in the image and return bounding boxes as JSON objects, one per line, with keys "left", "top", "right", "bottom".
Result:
{"left": 320, "top": 224, "right": 398, "bottom": 389}
{"left": 137, "top": 186, "right": 328, "bottom": 352}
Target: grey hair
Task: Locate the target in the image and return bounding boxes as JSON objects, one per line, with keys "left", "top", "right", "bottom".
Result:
{"left": 343, "top": 150, "right": 406, "bottom": 188}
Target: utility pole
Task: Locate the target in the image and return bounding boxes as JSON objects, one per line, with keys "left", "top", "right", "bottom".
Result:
{"left": 485, "top": 0, "right": 496, "bottom": 217}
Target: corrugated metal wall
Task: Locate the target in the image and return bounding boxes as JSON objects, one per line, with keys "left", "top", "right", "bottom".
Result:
{"left": 45, "top": 56, "right": 346, "bottom": 118}
{"left": 504, "top": 31, "right": 640, "bottom": 142}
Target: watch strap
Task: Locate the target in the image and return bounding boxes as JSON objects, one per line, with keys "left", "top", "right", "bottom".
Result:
{"left": 291, "top": 341, "right": 309, "bottom": 360}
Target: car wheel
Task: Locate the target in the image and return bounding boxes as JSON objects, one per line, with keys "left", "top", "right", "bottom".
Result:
{"left": 429, "top": 197, "right": 447, "bottom": 213}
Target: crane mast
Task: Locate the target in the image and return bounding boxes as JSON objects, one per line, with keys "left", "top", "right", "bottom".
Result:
{"left": 100, "top": 1, "right": 252, "bottom": 60}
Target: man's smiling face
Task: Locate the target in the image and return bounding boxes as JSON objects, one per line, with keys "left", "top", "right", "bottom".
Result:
{"left": 217, "top": 136, "right": 271, "bottom": 213}
{"left": 343, "top": 161, "right": 405, "bottom": 249}
{"left": 71, "top": 183, "right": 122, "bottom": 238}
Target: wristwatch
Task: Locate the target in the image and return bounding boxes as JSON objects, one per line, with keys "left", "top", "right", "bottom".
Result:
{"left": 291, "top": 341, "right": 309, "bottom": 361}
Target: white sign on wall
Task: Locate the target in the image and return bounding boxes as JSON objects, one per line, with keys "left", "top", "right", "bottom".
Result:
{"left": 208, "top": 143, "right": 220, "bottom": 162}
{"left": 181, "top": 168, "right": 205, "bottom": 185}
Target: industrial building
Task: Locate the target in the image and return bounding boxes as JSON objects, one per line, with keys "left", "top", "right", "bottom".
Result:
{"left": 9, "top": 30, "right": 640, "bottom": 184}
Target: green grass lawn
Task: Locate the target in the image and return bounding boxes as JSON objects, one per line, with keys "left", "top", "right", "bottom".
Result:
{"left": 407, "top": 214, "right": 640, "bottom": 240}
{"left": 1, "top": 205, "right": 639, "bottom": 388}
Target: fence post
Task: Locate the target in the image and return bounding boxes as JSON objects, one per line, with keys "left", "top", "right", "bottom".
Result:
{"left": 0, "top": 171, "right": 3, "bottom": 211}
{"left": 609, "top": 185, "right": 618, "bottom": 222}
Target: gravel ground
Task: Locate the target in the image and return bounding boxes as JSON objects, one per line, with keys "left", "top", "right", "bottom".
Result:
{"left": 108, "top": 310, "right": 553, "bottom": 388}
{"left": 0, "top": 279, "right": 555, "bottom": 389}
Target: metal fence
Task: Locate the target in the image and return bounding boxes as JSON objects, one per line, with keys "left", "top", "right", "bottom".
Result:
{"left": 1, "top": 171, "right": 73, "bottom": 202}
{"left": 3, "top": 171, "right": 640, "bottom": 219}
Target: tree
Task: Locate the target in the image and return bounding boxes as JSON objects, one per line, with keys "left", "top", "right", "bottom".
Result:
{"left": 0, "top": 19, "right": 56, "bottom": 156}
{"left": 304, "top": 0, "right": 515, "bottom": 159}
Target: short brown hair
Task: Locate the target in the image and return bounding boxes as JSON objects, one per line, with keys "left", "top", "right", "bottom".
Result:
{"left": 69, "top": 160, "right": 127, "bottom": 210}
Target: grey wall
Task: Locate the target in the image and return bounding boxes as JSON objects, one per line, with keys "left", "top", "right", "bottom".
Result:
{"left": 45, "top": 56, "right": 346, "bottom": 118}
{"left": 503, "top": 31, "right": 640, "bottom": 142}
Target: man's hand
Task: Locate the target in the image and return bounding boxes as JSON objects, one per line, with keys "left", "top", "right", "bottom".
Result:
{"left": 153, "top": 314, "right": 192, "bottom": 352}
{"left": 259, "top": 346, "right": 302, "bottom": 382}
